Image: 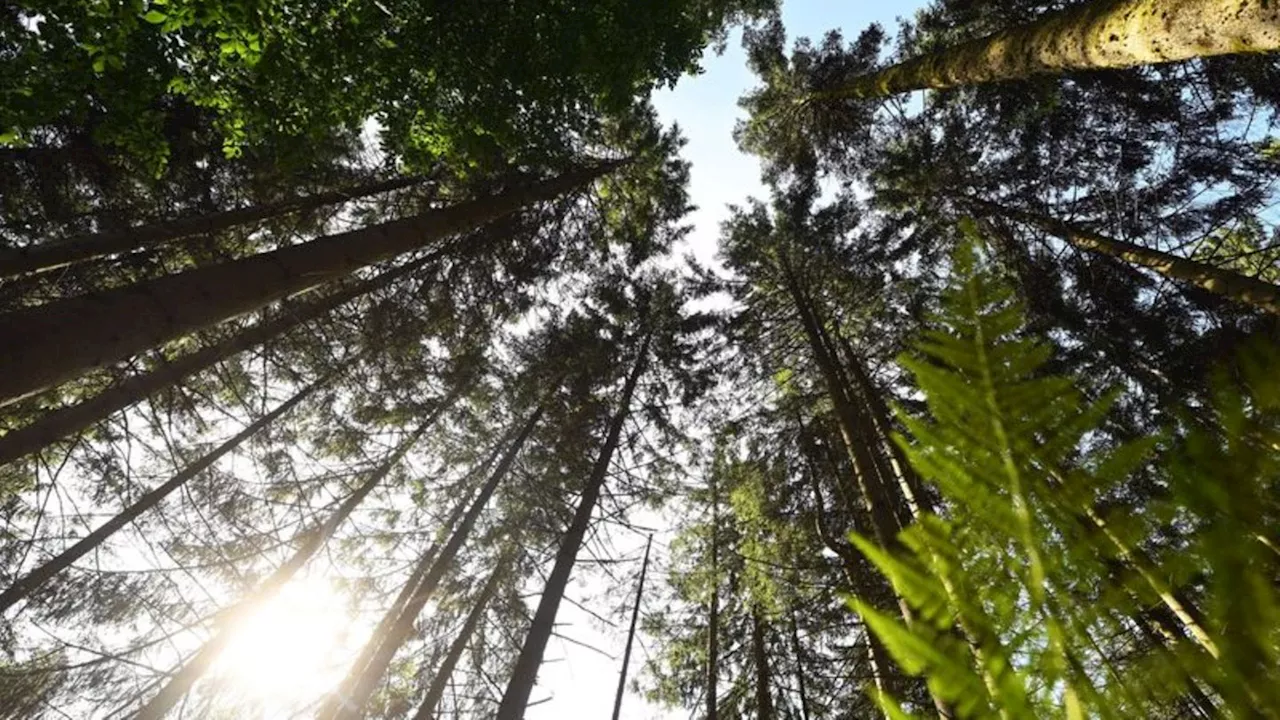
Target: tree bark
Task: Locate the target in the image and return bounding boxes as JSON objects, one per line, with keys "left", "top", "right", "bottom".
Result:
{"left": 966, "top": 197, "right": 1280, "bottom": 315}
{"left": 0, "top": 253, "right": 435, "bottom": 469}
{"left": 411, "top": 556, "right": 510, "bottom": 720}
{"left": 807, "top": 0, "right": 1280, "bottom": 102}
{"left": 495, "top": 334, "right": 651, "bottom": 720}
{"left": 132, "top": 400, "right": 449, "bottom": 720}
{"left": 751, "top": 610, "right": 776, "bottom": 720}
{"left": 789, "top": 604, "right": 812, "bottom": 720}
{"left": 707, "top": 470, "right": 721, "bottom": 720}
{"left": 0, "top": 174, "right": 431, "bottom": 278}
{"left": 0, "top": 376, "right": 325, "bottom": 615}
{"left": 325, "top": 407, "right": 544, "bottom": 720}
{"left": 0, "top": 162, "right": 621, "bottom": 407}
{"left": 611, "top": 534, "right": 653, "bottom": 720}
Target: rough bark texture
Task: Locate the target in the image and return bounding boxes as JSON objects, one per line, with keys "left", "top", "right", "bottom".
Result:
{"left": 813, "top": 0, "right": 1280, "bottom": 101}
{"left": 0, "top": 253, "right": 434, "bottom": 469}
{"left": 411, "top": 558, "right": 509, "bottom": 720}
{"left": 327, "top": 408, "right": 544, "bottom": 720}
{"left": 133, "top": 410, "right": 441, "bottom": 720}
{"left": 610, "top": 534, "right": 653, "bottom": 720}
{"left": 495, "top": 335, "right": 651, "bottom": 720}
{"left": 0, "top": 377, "right": 324, "bottom": 615}
{"left": 0, "top": 162, "right": 620, "bottom": 407}
{"left": 0, "top": 174, "right": 431, "bottom": 278}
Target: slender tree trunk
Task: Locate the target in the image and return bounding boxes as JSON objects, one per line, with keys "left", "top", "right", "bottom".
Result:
{"left": 806, "top": 0, "right": 1280, "bottom": 102}
{"left": 411, "top": 556, "right": 510, "bottom": 720}
{"left": 751, "top": 610, "right": 775, "bottom": 720}
{"left": 967, "top": 197, "right": 1280, "bottom": 315}
{"left": 707, "top": 470, "right": 720, "bottom": 720}
{"left": 834, "top": 332, "right": 936, "bottom": 517}
{"left": 496, "top": 335, "right": 651, "bottom": 720}
{"left": 778, "top": 258, "right": 904, "bottom": 549}
{"left": 0, "top": 376, "right": 325, "bottom": 615}
{"left": 0, "top": 174, "right": 432, "bottom": 278}
{"left": 0, "top": 162, "right": 621, "bottom": 407}
{"left": 323, "top": 432, "right": 511, "bottom": 720}
{"left": 789, "top": 604, "right": 812, "bottom": 720}
{"left": 132, "top": 402, "right": 449, "bottom": 720}
{"left": 0, "top": 253, "right": 435, "bottom": 469}
{"left": 780, "top": 267, "right": 951, "bottom": 718}
{"left": 326, "top": 408, "right": 544, "bottom": 720}
{"left": 611, "top": 534, "right": 653, "bottom": 720}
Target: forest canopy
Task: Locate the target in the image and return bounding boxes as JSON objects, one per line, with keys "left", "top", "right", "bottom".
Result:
{"left": 0, "top": 0, "right": 1277, "bottom": 718}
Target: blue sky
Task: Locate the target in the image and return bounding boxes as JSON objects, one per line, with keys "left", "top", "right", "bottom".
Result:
{"left": 525, "top": 1, "right": 928, "bottom": 718}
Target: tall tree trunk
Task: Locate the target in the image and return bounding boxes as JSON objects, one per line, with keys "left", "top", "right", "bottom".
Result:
{"left": 777, "top": 257, "right": 904, "bottom": 549}
{"left": 0, "top": 375, "right": 326, "bottom": 614}
{"left": 411, "top": 555, "right": 510, "bottom": 720}
{"left": 966, "top": 197, "right": 1280, "bottom": 315}
{"left": 797, "top": 426, "right": 902, "bottom": 704}
{"left": 132, "top": 398, "right": 451, "bottom": 720}
{"left": 324, "top": 407, "right": 544, "bottom": 720}
{"left": 833, "top": 330, "right": 937, "bottom": 517}
{"left": 751, "top": 610, "right": 775, "bottom": 720}
{"left": 0, "top": 174, "right": 431, "bottom": 278}
{"left": 611, "top": 534, "right": 653, "bottom": 720}
{"left": 323, "top": 432, "right": 511, "bottom": 720}
{"left": 0, "top": 253, "right": 434, "bottom": 469}
{"left": 495, "top": 335, "right": 651, "bottom": 720}
{"left": 0, "top": 162, "right": 621, "bottom": 407}
{"left": 805, "top": 0, "right": 1280, "bottom": 102}
{"left": 707, "top": 470, "right": 721, "bottom": 720}
{"left": 780, "top": 266, "right": 951, "bottom": 718}
{"left": 789, "top": 604, "right": 812, "bottom": 720}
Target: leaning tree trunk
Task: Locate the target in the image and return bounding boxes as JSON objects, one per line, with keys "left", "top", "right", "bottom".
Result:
{"left": 0, "top": 174, "right": 432, "bottom": 278}
{"left": 967, "top": 198, "right": 1280, "bottom": 315}
{"left": 132, "top": 399, "right": 451, "bottom": 720}
{"left": 806, "top": 0, "right": 1280, "bottom": 102}
{"left": 321, "top": 434, "right": 511, "bottom": 720}
{"left": 0, "top": 253, "right": 435, "bottom": 469}
{"left": 411, "top": 556, "right": 511, "bottom": 720}
{"left": 0, "top": 375, "right": 327, "bottom": 614}
{"left": 789, "top": 603, "right": 813, "bottom": 720}
{"left": 495, "top": 335, "right": 651, "bottom": 720}
{"left": 0, "top": 162, "right": 621, "bottom": 407}
{"left": 132, "top": 379, "right": 471, "bottom": 712}
{"left": 751, "top": 610, "right": 776, "bottom": 720}
{"left": 610, "top": 534, "right": 653, "bottom": 720}
{"left": 324, "top": 408, "right": 544, "bottom": 720}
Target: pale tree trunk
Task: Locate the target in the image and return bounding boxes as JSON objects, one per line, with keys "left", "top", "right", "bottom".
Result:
{"left": 0, "top": 375, "right": 326, "bottom": 615}
{"left": 0, "top": 174, "right": 431, "bottom": 278}
{"left": 610, "top": 534, "right": 653, "bottom": 720}
{"left": 495, "top": 335, "right": 651, "bottom": 720}
{"left": 325, "top": 407, "right": 544, "bottom": 720}
{"left": 808, "top": 0, "right": 1280, "bottom": 102}
{"left": 0, "top": 162, "right": 621, "bottom": 407}
{"left": 968, "top": 197, "right": 1280, "bottom": 315}
{"left": 0, "top": 253, "right": 435, "bottom": 469}
{"left": 132, "top": 398, "right": 451, "bottom": 720}
{"left": 752, "top": 610, "right": 776, "bottom": 720}
{"left": 411, "top": 556, "right": 511, "bottom": 720}
{"left": 789, "top": 604, "right": 812, "bottom": 720}
{"left": 707, "top": 471, "right": 721, "bottom": 720}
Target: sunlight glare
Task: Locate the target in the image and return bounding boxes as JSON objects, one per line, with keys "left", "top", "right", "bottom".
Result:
{"left": 212, "top": 576, "right": 355, "bottom": 712}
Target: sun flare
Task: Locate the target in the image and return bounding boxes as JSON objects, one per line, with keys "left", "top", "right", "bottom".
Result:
{"left": 212, "top": 576, "right": 356, "bottom": 711}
